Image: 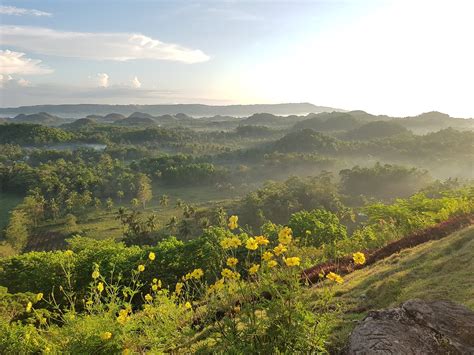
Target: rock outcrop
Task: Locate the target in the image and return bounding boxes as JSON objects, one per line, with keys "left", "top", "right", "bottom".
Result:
{"left": 346, "top": 299, "right": 474, "bottom": 354}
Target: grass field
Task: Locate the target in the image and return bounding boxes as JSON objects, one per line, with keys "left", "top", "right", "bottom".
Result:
{"left": 315, "top": 225, "right": 474, "bottom": 352}
{"left": 0, "top": 193, "right": 23, "bottom": 231}
{"left": 30, "top": 184, "right": 247, "bottom": 249}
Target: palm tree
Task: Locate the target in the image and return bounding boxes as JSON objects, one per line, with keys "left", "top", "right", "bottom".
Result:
{"left": 159, "top": 194, "right": 169, "bottom": 207}
{"left": 178, "top": 219, "right": 192, "bottom": 239}
{"left": 146, "top": 214, "right": 159, "bottom": 231}
{"left": 166, "top": 216, "right": 178, "bottom": 234}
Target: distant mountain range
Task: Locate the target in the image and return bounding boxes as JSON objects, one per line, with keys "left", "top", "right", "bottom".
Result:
{"left": 0, "top": 103, "right": 341, "bottom": 119}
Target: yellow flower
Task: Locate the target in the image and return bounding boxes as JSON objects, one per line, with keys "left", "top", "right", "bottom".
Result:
{"left": 246, "top": 237, "right": 259, "bottom": 250}
{"left": 144, "top": 293, "right": 153, "bottom": 302}
{"left": 278, "top": 227, "right": 293, "bottom": 245}
{"left": 284, "top": 256, "right": 301, "bottom": 267}
{"left": 36, "top": 293, "right": 43, "bottom": 302}
{"left": 226, "top": 257, "right": 239, "bottom": 267}
{"left": 26, "top": 301, "right": 32, "bottom": 312}
{"left": 273, "top": 243, "right": 287, "bottom": 256}
{"left": 101, "top": 332, "right": 112, "bottom": 341}
{"left": 184, "top": 301, "right": 192, "bottom": 310}
{"left": 152, "top": 284, "right": 158, "bottom": 291}
{"left": 117, "top": 309, "right": 129, "bottom": 324}
{"left": 148, "top": 252, "right": 156, "bottom": 261}
{"left": 208, "top": 278, "right": 225, "bottom": 294}
{"left": 137, "top": 264, "right": 145, "bottom": 272}
{"left": 220, "top": 237, "right": 242, "bottom": 249}
{"left": 248, "top": 264, "right": 260, "bottom": 275}
{"left": 326, "top": 272, "right": 344, "bottom": 284}
{"left": 97, "top": 282, "right": 104, "bottom": 293}
{"left": 191, "top": 268, "right": 204, "bottom": 279}
{"left": 92, "top": 270, "right": 100, "bottom": 279}
{"left": 221, "top": 268, "right": 234, "bottom": 279}
{"left": 152, "top": 278, "right": 158, "bottom": 283}
{"left": 262, "top": 251, "right": 274, "bottom": 261}
{"left": 228, "top": 215, "right": 239, "bottom": 230}
{"left": 86, "top": 300, "right": 93, "bottom": 306}
{"left": 157, "top": 279, "right": 162, "bottom": 288}
{"left": 267, "top": 260, "right": 278, "bottom": 268}
{"left": 353, "top": 252, "right": 366, "bottom": 265}
{"left": 221, "top": 268, "right": 240, "bottom": 280}
{"left": 255, "top": 235, "right": 269, "bottom": 246}
{"left": 175, "top": 282, "right": 184, "bottom": 295}
{"left": 64, "top": 250, "right": 74, "bottom": 257}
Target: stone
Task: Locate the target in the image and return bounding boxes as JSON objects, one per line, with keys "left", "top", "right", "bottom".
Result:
{"left": 346, "top": 299, "right": 474, "bottom": 354}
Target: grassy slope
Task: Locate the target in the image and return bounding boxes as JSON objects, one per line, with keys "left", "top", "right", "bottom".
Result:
{"left": 312, "top": 225, "right": 474, "bottom": 352}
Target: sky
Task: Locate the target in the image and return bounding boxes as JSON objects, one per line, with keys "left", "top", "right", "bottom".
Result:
{"left": 0, "top": 0, "right": 473, "bottom": 117}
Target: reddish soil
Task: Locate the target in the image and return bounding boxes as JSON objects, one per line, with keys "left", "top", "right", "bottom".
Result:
{"left": 302, "top": 214, "right": 474, "bottom": 284}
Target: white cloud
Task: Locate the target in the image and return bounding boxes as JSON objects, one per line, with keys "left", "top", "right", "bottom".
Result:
{"left": 0, "top": 5, "right": 51, "bottom": 17}
{"left": 0, "top": 25, "right": 210, "bottom": 64}
{"left": 131, "top": 76, "right": 142, "bottom": 89}
{"left": 0, "top": 75, "right": 31, "bottom": 88}
{"left": 96, "top": 73, "right": 109, "bottom": 88}
{"left": 0, "top": 50, "right": 53, "bottom": 75}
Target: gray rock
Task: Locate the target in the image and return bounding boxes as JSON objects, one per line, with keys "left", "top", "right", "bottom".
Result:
{"left": 346, "top": 299, "right": 474, "bottom": 354}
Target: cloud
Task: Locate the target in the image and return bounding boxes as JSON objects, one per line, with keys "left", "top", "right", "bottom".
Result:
{"left": 0, "top": 75, "right": 31, "bottom": 88}
{"left": 0, "top": 25, "right": 210, "bottom": 63}
{"left": 0, "top": 50, "right": 53, "bottom": 75}
{"left": 96, "top": 73, "right": 109, "bottom": 88}
{"left": 0, "top": 5, "right": 51, "bottom": 17}
{"left": 0, "top": 81, "right": 231, "bottom": 107}
{"left": 131, "top": 76, "right": 142, "bottom": 88}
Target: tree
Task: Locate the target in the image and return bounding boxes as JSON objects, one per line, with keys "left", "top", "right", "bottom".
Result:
{"left": 106, "top": 198, "right": 114, "bottom": 211}
{"left": 175, "top": 199, "right": 184, "bottom": 209}
{"left": 288, "top": 209, "right": 347, "bottom": 248}
{"left": 159, "top": 194, "right": 169, "bottom": 207}
{"left": 94, "top": 197, "right": 102, "bottom": 209}
{"left": 117, "top": 190, "right": 124, "bottom": 202}
{"left": 131, "top": 198, "right": 139, "bottom": 209}
{"left": 166, "top": 216, "right": 178, "bottom": 234}
{"left": 146, "top": 214, "right": 159, "bottom": 231}
{"left": 178, "top": 219, "right": 192, "bottom": 239}
{"left": 5, "top": 209, "right": 30, "bottom": 251}
{"left": 19, "top": 195, "right": 45, "bottom": 227}
{"left": 136, "top": 173, "right": 152, "bottom": 209}
{"left": 49, "top": 198, "right": 60, "bottom": 220}
{"left": 64, "top": 213, "right": 78, "bottom": 232}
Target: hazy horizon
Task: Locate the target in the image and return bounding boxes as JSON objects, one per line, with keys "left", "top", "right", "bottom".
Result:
{"left": 1, "top": 0, "right": 473, "bottom": 117}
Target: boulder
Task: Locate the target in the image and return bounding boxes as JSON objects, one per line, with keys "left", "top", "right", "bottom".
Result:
{"left": 346, "top": 299, "right": 474, "bottom": 354}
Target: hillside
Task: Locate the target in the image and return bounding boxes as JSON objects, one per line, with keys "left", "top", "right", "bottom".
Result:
{"left": 0, "top": 103, "right": 342, "bottom": 118}
{"left": 9, "top": 112, "right": 69, "bottom": 126}
{"left": 320, "top": 225, "right": 474, "bottom": 351}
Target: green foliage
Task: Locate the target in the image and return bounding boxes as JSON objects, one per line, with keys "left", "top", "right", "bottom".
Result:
{"left": 345, "top": 120, "right": 410, "bottom": 140}
{"left": 274, "top": 129, "right": 341, "bottom": 153}
{"left": 237, "top": 174, "right": 345, "bottom": 228}
{"left": 289, "top": 209, "right": 348, "bottom": 247}
{"left": 340, "top": 163, "right": 432, "bottom": 202}
{"left": 0, "top": 123, "right": 74, "bottom": 145}
{"left": 5, "top": 209, "right": 30, "bottom": 251}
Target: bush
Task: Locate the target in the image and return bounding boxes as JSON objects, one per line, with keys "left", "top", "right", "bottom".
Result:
{"left": 289, "top": 209, "right": 348, "bottom": 248}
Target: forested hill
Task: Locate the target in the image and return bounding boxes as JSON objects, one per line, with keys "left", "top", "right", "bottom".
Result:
{"left": 0, "top": 103, "right": 342, "bottom": 118}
